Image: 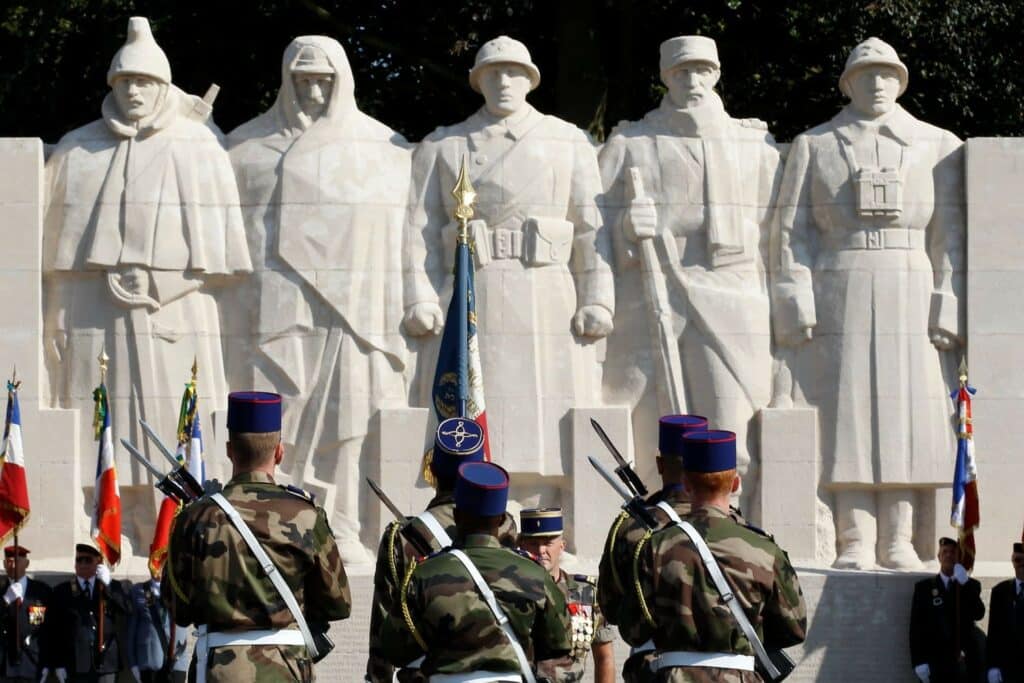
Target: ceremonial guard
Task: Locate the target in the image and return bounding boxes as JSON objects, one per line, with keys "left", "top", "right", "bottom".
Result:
{"left": 164, "top": 392, "right": 351, "bottom": 682}
{"left": 986, "top": 543, "right": 1024, "bottom": 683}
{"left": 597, "top": 414, "right": 707, "bottom": 681}
{"left": 909, "top": 537, "right": 985, "bottom": 683}
{"left": 0, "top": 545, "right": 50, "bottom": 682}
{"left": 519, "top": 508, "right": 615, "bottom": 682}
{"left": 126, "top": 570, "right": 185, "bottom": 682}
{"left": 45, "top": 544, "right": 131, "bottom": 683}
{"left": 366, "top": 417, "right": 518, "bottom": 682}
{"left": 380, "top": 462, "right": 570, "bottom": 681}
{"left": 633, "top": 430, "right": 806, "bottom": 680}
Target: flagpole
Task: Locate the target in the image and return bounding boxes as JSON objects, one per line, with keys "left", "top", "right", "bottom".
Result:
{"left": 96, "top": 350, "right": 107, "bottom": 656}
{"left": 953, "top": 357, "right": 969, "bottom": 666}
{"left": 451, "top": 157, "right": 476, "bottom": 418}
{"left": 9, "top": 366, "right": 20, "bottom": 662}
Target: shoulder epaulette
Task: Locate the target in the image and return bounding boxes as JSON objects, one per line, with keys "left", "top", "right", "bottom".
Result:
{"left": 743, "top": 522, "right": 774, "bottom": 540}
{"left": 573, "top": 573, "right": 597, "bottom": 586}
{"left": 281, "top": 484, "right": 315, "bottom": 504}
{"left": 738, "top": 117, "right": 769, "bottom": 130}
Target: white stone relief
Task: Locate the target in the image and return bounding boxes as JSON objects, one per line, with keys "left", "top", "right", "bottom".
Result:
{"left": 771, "top": 37, "right": 964, "bottom": 569}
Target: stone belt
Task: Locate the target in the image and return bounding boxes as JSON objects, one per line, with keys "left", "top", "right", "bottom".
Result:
{"left": 831, "top": 228, "right": 925, "bottom": 251}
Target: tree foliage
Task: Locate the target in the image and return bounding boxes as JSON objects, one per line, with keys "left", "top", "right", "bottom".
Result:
{"left": 1, "top": 0, "right": 1022, "bottom": 144}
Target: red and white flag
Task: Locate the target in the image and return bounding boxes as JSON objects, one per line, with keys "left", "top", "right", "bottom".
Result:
{"left": 0, "top": 379, "right": 30, "bottom": 542}
{"left": 91, "top": 383, "right": 121, "bottom": 566}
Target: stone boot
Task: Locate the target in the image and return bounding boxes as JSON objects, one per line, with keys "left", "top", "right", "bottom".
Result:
{"left": 833, "top": 490, "right": 876, "bottom": 570}
{"left": 878, "top": 489, "right": 924, "bottom": 570}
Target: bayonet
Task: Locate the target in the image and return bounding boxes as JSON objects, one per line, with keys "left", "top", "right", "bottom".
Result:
{"left": 590, "top": 418, "right": 648, "bottom": 497}
{"left": 587, "top": 455, "right": 658, "bottom": 529}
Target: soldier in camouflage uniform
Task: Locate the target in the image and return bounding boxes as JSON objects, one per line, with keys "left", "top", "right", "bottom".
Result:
{"left": 165, "top": 392, "right": 351, "bottom": 682}
{"left": 597, "top": 414, "right": 708, "bottom": 682}
{"left": 380, "top": 462, "right": 570, "bottom": 681}
{"left": 367, "top": 417, "right": 519, "bottom": 682}
{"left": 519, "top": 508, "right": 615, "bottom": 682}
{"left": 633, "top": 430, "right": 806, "bottom": 681}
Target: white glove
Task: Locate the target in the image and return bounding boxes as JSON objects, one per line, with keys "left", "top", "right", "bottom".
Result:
{"left": 989, "top": 668, "right": 1004, "bottom": 683}
{"left": 55, "top": 668, "right": 67, "bottom": 683}
{"left": 94, "top": 564, "right": 111, "bottom": 586}
{"left": 914, "top": 663, "right": 930, "bottom": 683}
{"left": 131, "top": 665, "right": 142, "bottom": 682}
{"left": 38, "top": 667, "right": 48, "bottom": 683}
{"left": 953, "top": 563, "right": 969, "bottom": 585}
{"left": 624, "top": 196, "right": 658, "bottom": 242}
{"left": 150, "top": 579, "right": 161, "bottom": 598}
{"left": 4, "top": 581, "right": 23, "bottom": 604}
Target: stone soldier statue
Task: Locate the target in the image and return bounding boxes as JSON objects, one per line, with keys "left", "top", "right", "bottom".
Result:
{"left": 42, "top": 17, "right": 250, "bottom": 493}
{"left": 380, "top": 462, "right": 571, "bottom": 681}
{"left": 45, "top": 544, "right": 132, "bottom": 683}
{"left": 405, "top": 35, "right": 615, "bottom": 474}
{"left": 772, "top": 37, "right": 963, "bottom": 569}
{"left": 986, "top": 543, "right": 1024, "bottom": 683}
{"left": 0, "top": 545, "right": 50, "bottom": 682}
{"left": 227, "top": 36, "right": 415, "bottom": 561}
{"left": 909, "top": 537, "right": 985, "bottom": 683}
{"left": 366, "top": 417, "right": 519, "bottom": 682}
{"left": 597, "top": 414, "right": 709, "bottom": 682}
{"left": 519, "top": 507, "right": 616, "bottom": 683}
{"left": 164, "top": 392, "right": 351, "bottom": 682}
{"left": 633, "top": 430, "right": 807, "bottom": 680}
{"left": 599, "top": 36, "right": 781, "bottom": 506}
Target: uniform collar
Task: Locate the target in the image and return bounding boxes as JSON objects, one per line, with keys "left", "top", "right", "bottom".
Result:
{"left": 831, "top": 104, "right": 914, "bottom": 146}
{"left": 655, "top": 93, "right": 729, "bottom": 137}
{"left": 470, "top": 104, "right": 540, "bottom": 141}
{"left": 462, "top": 533, "right": 502, "bottom": 549}
{"left": 228, "top": 471, "right": 276, "bottom": 486}
{"left": 660, "top": 484, "right": 691, "bottom": 505}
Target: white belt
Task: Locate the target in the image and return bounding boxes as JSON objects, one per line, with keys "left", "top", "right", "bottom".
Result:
{"left": 207, "top": 628, "right": 306, "bottom": 648}
{"left": 629, "top": 639, "right": 655, "bottom": 656}
{"left": 429, "top": 672, "right": 522, "bottom": 682}
{"left": 654, "top": 651, "right": 755, "bottom": 671}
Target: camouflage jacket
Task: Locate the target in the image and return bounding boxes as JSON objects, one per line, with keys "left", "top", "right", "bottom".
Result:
{"left": 379, "top": 533, "right": 571, "bottom": 677}
{"left": 165, "top": 471, "right": 351, "bottom": 682}
{"left": 536, "top": 571, "right": 615, "bottom": 682}
{"left": 366, "top": 492, "right": 518, "bottom": 682}
{"left": 635, "top": 504, "right": 807, "bottom": 683}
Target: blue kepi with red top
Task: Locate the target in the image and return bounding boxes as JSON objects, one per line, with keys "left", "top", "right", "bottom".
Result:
{"left": 227, "top": 391, "right": 283, "bottom": 433}
{"left": 659, "top": 414, "right": 709, "bottom": 457}
{"left": 454, "top": 462, "right": 509, "bottom": 516}
{"left": 681, "top": 430, "right": 738, "bottom": 472}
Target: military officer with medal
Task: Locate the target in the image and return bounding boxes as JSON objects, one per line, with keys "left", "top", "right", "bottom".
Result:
{"left": 519, "top": 508, "right": 615, "bottom": 682}
{"left": 0, "top": 545, "right": 50, "bottom": 682}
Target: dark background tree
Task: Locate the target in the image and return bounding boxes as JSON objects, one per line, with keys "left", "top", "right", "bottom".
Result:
{"left": 2, "top": 0, "right": 1022, "bottom": 144}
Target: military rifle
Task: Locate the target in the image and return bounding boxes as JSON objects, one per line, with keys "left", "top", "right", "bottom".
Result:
{"left": 589, "top": 418, "right": 648, "bottom": 497}
{"left": 366, "top": 478, "right": 436, "bottom": 557}
{"left": 587, "top": 455, "right": 658, "bottom": 529}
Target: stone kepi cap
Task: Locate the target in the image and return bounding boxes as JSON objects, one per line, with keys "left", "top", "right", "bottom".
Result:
{"left": 659, "top": 414, "right": 709, "bottom": 457}
{"left": 659, "top": 35, "right": 720, "bottom": 76}
{"left": 431, "top": 417, "right": 486, "bottom": 483}
{"left": 681, "top": 430, "right": 737, "bottom": 473}
{"left": 227, "top": 391, "right": 283, "bottom": 433}
{"left": 107, "top": 17, "right": 172, "bottom": 86}
{"left": 839, "top": 37, "right": 908, "bottom": 98}
{"left": 469, "top": 36, "right": 541, "bottom": 93}
{"left": 454, "top": 462, "right": 509, "bottom": 517}
{"left": 520, "top": 507, "right": 563, "bottom": 538}
{"left": 3, "top": 545, "right": 29, "bottom": 558}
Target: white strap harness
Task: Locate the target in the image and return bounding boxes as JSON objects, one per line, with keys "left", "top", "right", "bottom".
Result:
{"left": 429, "top": 672, "right": 523, "bottom": 682}
{"left": 416, "top": 511, "right": 454, "bottom": 548}
{"left": 448, "top": 549, "right": 536, "bottom": 683}
{"left": 655, "top": 501, "right": 780, "bottom": 679}
{"left": 653, "top": 651, "right": 755, "bottom": 671}
{"left": 191, "top": 493, "right": 319, "bottom": 683}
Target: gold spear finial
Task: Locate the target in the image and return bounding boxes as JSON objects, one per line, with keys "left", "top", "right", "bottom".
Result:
{"left": 451, "top": 155, "right": 476, "bottom": 244}
{"left": 958, "top": 356, "right": 968, "bottom": 385}
{"left": 9, "top": 366, "right": 18, "bottom": 391}
{"left": 98, "top": 348, "right": 109, "bottom": 384}
{"left": 191, "top": 356, "right": 199, "bottom": 384}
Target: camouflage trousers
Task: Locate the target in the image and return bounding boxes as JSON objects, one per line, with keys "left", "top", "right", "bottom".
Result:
{"left": 189, "top": 644, "right": 313, "bottom": 682}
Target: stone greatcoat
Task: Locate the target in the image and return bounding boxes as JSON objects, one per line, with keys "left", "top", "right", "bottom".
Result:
{"left": 599, "top": 95, "right": 781, "bottom": 489}
{"left": 773, "top": 104, "right": 963, "bottom": 485}
{"left": 406, "top": 105, "right": 614, "bottom": 473}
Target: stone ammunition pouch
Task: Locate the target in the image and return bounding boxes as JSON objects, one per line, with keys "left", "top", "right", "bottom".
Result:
{"left": 654, "top": 502, "right": 795, "bottom": 682}
{"left": 523, "top": 217, "right": 573, "bottom": 266}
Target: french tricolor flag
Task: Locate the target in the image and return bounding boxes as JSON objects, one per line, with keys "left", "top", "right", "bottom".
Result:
{"left": 950, "top": 380, "right": 979, "bottom": 570}
{"left": 91, "top": 384, "right": 121, "bottom": 566}
{"left": 0, "top": 380, "right": 30, "bottom": 542}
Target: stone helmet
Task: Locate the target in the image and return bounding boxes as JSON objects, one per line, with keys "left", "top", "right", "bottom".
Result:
{"left": 290, "top": 43, "right": 334, "bottom": 75}
{"left": 839, "top": 37, "right": 909, "bottom": 98}
{"left": 468, "top": 36, "right": 541, "bottom": 94}
{"left": 107, "top": 16, "right": 172, "bottom": 86}
{"left": 659, "top": 35, "right": 720, "bottom": 81}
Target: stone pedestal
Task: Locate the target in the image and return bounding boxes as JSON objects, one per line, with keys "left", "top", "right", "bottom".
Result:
{"left": 372, "top": 406, "right": 433, "bottom": 544}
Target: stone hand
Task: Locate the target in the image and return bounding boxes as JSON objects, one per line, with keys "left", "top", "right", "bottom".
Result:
{"left": 403, "top": 302, "right": 444, "bottom": 336}
{"left": 573, "top": 305, "right": 614, "bottom": 338}
{"left": 95, "top": 563, "right": 111, "bottom": 586}
{"left": 624, "top": 197, "right": 658, "bottom": 242}
{"left": 929, "top": 327, "right": 959, "bottom": 351}
{"left": 3, "top": 580, "right": 23, "bottom": 604}
{"left": 778, "top": 325, "right": 814, "bottom": 348}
